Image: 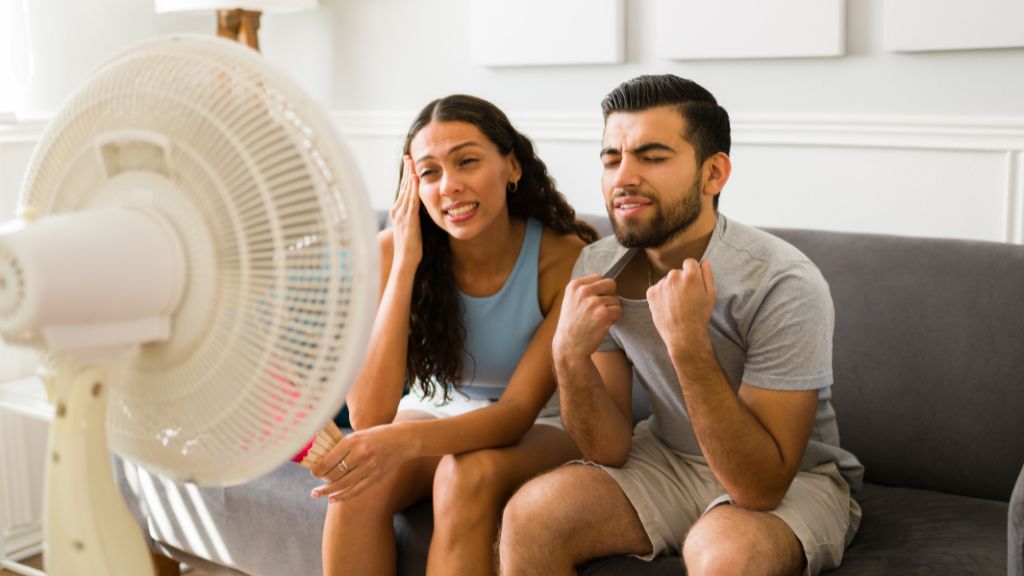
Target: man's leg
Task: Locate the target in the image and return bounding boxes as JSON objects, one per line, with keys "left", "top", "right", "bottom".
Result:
{"left": 682, "top": 505, "right": 805, "bottom": 576}
{"left": 499, "top": 463, "right": 652, "bottom": 576}
{"left": 683, "top": 463, "right": 858, "bottom": 576}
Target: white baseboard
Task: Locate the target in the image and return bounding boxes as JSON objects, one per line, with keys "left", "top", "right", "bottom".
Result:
{"left": 3, "top": 523, "right": 43, "bottom": 558}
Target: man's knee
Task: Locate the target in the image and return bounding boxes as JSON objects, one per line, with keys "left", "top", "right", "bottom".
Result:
{"left": 502, "top": 474, "right": 551, "bottom": 538}
{"left": 499, "top": 469, "right": 581, "bottom": 575}
{"left": 502, "top": 466, "right": 587, "bottom": 547}
{"left": 682, "top": 512, "right": 752, "bottom": 576}
{"left": 682, "top": 506, "right": 803, "bottom": 576}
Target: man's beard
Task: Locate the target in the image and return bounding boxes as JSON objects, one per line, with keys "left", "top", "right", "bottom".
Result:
{"left": 608, "top": 175, "right": 703, "bottom": 249}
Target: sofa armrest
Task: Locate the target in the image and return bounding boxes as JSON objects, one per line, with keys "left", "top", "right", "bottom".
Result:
{"left": 1011, "top": 461, "right": 1024, "bottom": 576}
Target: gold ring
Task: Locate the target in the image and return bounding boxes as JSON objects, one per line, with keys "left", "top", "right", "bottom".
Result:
{"left": 338, "top": 458, "right": 350, "bottom": 474}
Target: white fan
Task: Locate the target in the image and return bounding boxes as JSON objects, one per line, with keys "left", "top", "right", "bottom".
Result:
{"left": 0, "top": 35, "right": 378, "bottom": 575}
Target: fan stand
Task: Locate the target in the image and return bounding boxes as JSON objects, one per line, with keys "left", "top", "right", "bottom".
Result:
{"left": 44, "top": 356, "right": 155, "bottom": 576}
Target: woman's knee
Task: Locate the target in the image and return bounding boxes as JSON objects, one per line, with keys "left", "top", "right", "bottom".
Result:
{"left": 432, "top": 451, "right": 504, "bottom": 513}
{"left": 331, "top": 461, "right": 428, "bottom": 521}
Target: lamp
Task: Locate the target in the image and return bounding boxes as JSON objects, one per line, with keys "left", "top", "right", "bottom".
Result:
{"left": 155, "top": 0, "right": 317, "bottom": 52}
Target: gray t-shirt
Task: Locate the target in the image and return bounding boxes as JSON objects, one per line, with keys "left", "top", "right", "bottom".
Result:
{"left": 574, "top": 213, "right": 864, "bottom": 491}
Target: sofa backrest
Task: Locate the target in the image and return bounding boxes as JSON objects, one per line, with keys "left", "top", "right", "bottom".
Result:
{"left": 768, "top": 227, "right": 1024, "bottom": 501}
{"left": 375, "top": 210, "right": 1023, "bottom": 501}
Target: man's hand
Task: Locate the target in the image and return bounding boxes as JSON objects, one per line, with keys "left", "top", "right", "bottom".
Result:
{"left": 553, "top": 274, "right": 621, "bottom": 363}
{"left": 646, "top": 259, "right": 716, "bottom": 356}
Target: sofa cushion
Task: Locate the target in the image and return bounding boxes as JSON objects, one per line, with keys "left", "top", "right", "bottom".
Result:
{"left": 827, "top": 483, "right": 1008, "bottom": 575}
{"left": 398, "top": 481, "right": 1010, "bottom": 576}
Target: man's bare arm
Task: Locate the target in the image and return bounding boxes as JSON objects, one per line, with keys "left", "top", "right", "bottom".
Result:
{"left": 553, "top": 274, "right": 634, "bottom": 465}
{"left": 648, "top": 258, "right": 817, "bottom": 510}
{"left": 556, "top": 350, "right": 633, "bottom": 465}
{"left": 671, "top": 335, "right": 817, "bottom": 510}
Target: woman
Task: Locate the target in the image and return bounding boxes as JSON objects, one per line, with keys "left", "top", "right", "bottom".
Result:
{"left": 311, "top": 94, "right": 598, "bottom": 575}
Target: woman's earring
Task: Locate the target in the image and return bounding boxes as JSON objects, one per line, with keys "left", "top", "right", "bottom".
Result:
{"left": 507, "top": 180, "right": 519, "bottom": 194}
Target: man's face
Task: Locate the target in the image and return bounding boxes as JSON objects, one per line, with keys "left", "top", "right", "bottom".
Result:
{"left": 601, "top": 106, "right": 704, "bottom": 248}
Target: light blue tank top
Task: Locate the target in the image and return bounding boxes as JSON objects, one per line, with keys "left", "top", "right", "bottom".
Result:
{"left": 458, "top": 219, "right": 544, "bottom": 400}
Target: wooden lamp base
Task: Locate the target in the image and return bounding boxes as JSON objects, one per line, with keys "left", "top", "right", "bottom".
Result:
{"left": 216, "top": 9, "right": 262, "bottom": 52}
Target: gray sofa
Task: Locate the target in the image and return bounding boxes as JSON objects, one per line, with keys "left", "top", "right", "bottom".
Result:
{"left": 117, "top": 214, "right": 1024, "bottom": 575}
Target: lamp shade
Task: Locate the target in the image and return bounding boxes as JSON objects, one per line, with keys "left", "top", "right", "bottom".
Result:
{"left": 155, "top": 0, "right": 317, "bottom": 13}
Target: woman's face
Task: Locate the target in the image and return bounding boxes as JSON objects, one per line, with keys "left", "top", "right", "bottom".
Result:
{"left": 409, "top": 121, "right": 521, "bottom": 241}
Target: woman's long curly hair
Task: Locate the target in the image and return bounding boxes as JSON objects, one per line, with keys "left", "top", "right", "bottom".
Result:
{"left": 399, "top": 94, "right": 598, "bottom": 401}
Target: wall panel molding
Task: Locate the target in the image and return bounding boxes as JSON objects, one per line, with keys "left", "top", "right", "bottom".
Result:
{"left": 5, "top": 112, "right": 1024, "bottom": 243}
{"left": 1010, "top": 151, "right": 1024, "bottom": 244}
{"left": 329, "top": 111, "right": 1024, "bottom": 152}
{"left": 0, "top": 117, "right": 48, "bottom": 144}
{"left": 9, "top": 112, "right": 1024, "bottom": 152}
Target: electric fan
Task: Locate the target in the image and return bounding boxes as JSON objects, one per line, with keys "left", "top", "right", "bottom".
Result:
{"left": 0, "top": 35, "right": 378, "bottom": 575}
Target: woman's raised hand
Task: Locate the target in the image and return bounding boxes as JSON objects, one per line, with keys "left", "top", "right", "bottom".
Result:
{"left": 389, "top": 155, "right": 423, "bottom": 270}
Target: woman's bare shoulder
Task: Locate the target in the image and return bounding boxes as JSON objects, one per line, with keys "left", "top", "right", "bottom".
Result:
{"left": 539, "top": 226, "right": 587, "bottom": 265}
{"left": 537, "top": 227, "right": 587, "bottom": 312}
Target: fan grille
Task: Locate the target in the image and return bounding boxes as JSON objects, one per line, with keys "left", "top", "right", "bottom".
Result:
{"left": 20, "top": 36, "right": 376, "bottom": 485}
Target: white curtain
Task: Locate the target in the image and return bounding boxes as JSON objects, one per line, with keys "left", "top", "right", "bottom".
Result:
{"left": 0, "top": 0, "right": 33, "bottom": 116}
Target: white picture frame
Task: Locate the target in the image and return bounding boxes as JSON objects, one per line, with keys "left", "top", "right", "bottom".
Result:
{"left": 884, "top": 0, "right": 1024, "bottom": 52}
{"left": 654, "top": 0, "right": 846, "bottom": 60}
{"left": 470, "top": 0, "right": 624, "bottom": 67}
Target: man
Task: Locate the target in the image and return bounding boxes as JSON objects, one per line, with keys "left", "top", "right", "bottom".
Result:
{"left": 499, "top": 75, "right": 864, "bottom": 576}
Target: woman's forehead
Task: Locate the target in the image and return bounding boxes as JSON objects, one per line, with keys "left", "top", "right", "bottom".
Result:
{"left": 411, "top": 121, "right": 491, "bottom": 159}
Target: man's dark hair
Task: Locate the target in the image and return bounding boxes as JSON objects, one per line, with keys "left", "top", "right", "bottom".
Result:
{"left": 601, "top": 75, "right": 731, "bottom": 209}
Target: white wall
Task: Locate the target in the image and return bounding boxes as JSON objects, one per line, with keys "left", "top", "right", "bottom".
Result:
{"left": 6, "top": 0, "right": 1024, "bottom": 243}
{"left": 322, "top": 0, "right": 1024, "bottom": 244}
{"left": 1, "top": 0, "right": 1023, "bottom": 243}
{"left": 8, "top": 0, "right": 333, "bottom": 113}
{"left": 12, "top": 0, "right": 1024, "bottom": 125}
{"left": 325, "top": 0, "right": 1024, "bottom": 117}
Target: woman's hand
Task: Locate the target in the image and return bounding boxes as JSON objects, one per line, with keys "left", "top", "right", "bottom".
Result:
{"left": 310, "top": 424, "right": 416, "bottom": 502}
{"left": 390, "top": 156, "right": 422, "bottom": 271}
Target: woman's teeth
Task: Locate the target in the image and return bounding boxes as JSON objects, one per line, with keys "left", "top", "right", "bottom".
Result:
{"left": 447, "top": 203, "right": 478, "bottom": 216}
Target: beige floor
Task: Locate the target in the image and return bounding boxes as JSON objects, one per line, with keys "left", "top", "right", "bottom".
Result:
{"left": 0, "top": 554, "right": 226, "bottom": 576}
{"left": 0, "top": 554, "right": 43, "bottom": 575}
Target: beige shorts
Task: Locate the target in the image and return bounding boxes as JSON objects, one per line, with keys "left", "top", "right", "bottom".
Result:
{"left": 396, "top": 388, "right": 564, "bottom": 430}
{"left": 581, "top": 420, "right": 861, "bottom": 575}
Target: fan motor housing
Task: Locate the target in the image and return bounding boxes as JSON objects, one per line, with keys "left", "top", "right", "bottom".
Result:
{"left": 0, "top": 207, "right": 185, "bottom": 350}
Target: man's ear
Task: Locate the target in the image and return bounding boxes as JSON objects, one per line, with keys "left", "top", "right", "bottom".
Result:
{"left": 702, "top": 152, "right": 731, "bottom": 197}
